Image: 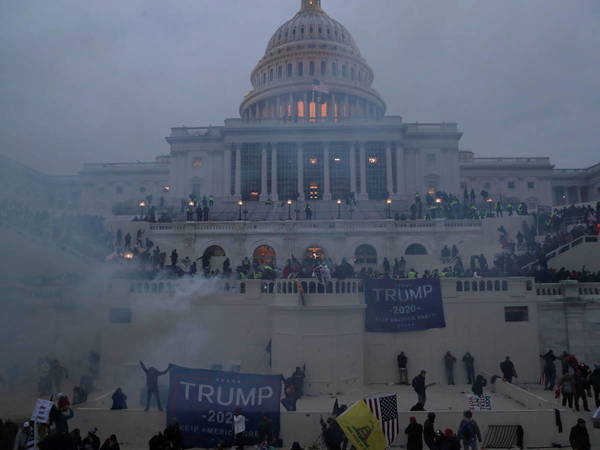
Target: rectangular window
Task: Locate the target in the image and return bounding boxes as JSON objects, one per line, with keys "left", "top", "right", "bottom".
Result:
{"left": 504, "top": 306, "right": 529, "bottom": 322}
{"left": 309, "top": 61, "right": 315, "bottom": 75}
{"left": 298, "top": 62, "right": 304, "bottom": 76}
{"left": 321, "top": 61, "right": 327, "bottom": 75}
{"left": 332, "top": 63, "right": 338, "bottom": 76}
{"left": 342, "top": 65, "right": 347, "bottom": 78}
{"left": 278, "top": 66, "right": 282, "bottom": 80}
{"left": 508, "top": 181, "right": 516, "bottom": 189}
{"left": 426, "top": 153, "right": 436, "bottom": 163}
{"left": 110, "top": 308, "right": 132, "bottom": 324}
{"left": 287, "top": 63, "right": 293, "bottom": 77}
{"left": 269, "top": 69, "right": 274, "bottom": 82}
{"left": 527, "top": 182, "right": 535, "bottom": 189}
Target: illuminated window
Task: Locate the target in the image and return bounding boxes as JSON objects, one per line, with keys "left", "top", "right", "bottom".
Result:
{"left": 309, "top": 158, "right": 318, "bottom": 165}
{"left": 305, "top": 247, "right": 325, "bottom": 260}
{"left": 253, "top": 245, "right": 276, "bottom": 265}
{"left": 162, "top": 185, "right": 171, "bottom": 192}
{"left": 368, "top": 157, "right": 378, "bottom": 164}
{"left": 321, "top": 103, "right": 328, "bottom": 117}
{"left": 309, "top": 102, "right": 317, "bottom": 120}
{"left": 192, "top": 159, "right": 203, "bottom": 168}
{"left": 297, "top": 101, "right": 305, "bottom": 117}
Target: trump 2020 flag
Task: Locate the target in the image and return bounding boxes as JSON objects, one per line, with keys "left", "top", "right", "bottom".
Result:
{"left": 336, "top": 400, "right": 387, "bottom": 450}
{"left": 366, "top": 393, "right": 400, "bottom": 445}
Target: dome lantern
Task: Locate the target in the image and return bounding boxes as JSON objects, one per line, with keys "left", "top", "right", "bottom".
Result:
{"left": 301, "top": 0, "right": 322, "bottom": 11}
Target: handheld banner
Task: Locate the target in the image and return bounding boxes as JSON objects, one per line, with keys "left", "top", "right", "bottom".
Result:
{"left": 167, "top": 365, "right": 281, "bottom": 448}
{"left": 336, "top": 400, "right": 387, "bottom": 450}
{"left": 364, "top": 279, "right": 446, "bottom": 332}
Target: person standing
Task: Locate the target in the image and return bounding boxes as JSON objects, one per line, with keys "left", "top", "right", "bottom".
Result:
{"left": 540, "top": 349, "right": 557, "bottom": 390}
{"left": 500, "top": 356, "right": 517, "bottom": 383}
{"left": 100, "top": 434, "right": 120, "bottom": 450}
{"left": 405, "top": 417, "right": 423, "bottom": 450}
{"left": 472, "top": 375, "right": 487, "bottom": 397}
{"left": 397, "top": 352, "right": 408, "bottom": 385}
{"left": 82, "top": 428, "right": 100, "bottom": 450}
{"left": 590, "top": 364, "right": 600, "bottom": 408}
{"left": 463, "top": 352, "right": 475, "bottom": 385}
{"left": 569, "top": 418, "right": 591, "bottom": 450}
{"left": 457, "top": 411, "right": 482, "bottom": 450}
{"left": 423, "top": 412, "right": 436, "bottom": 450}
{"left": 139, "top": 361, "right": 169, "bottom": 411}
{"left": 573, "top": 368, "right": 591, "bottom": 412}
{"left": 444, "top": 352, "right": 457, "bottom": 385}
{"left": 233, "top": 408, "right": 246, "bottom": 450}
{"left": 559, "top": 373, "right": 574, "bottom": 409}
{"left": 412, "top": 370, "right": 428, "bottom": 407}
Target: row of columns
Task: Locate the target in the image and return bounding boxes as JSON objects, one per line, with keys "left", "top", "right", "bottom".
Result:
{"left": 226, "top": 142, "right": 405, "bottom": 201}
{"left": 553, "top": 185, "right": 588, "bottom": 205}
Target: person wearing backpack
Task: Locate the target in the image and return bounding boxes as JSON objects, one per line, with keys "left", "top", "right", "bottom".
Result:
{"left": 457, "top": 410, "right": 482, "bottom": 450}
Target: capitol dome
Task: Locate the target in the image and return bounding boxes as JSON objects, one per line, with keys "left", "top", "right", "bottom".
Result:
{"left": 240, "top": 0, "right": 386, "bottom": 122}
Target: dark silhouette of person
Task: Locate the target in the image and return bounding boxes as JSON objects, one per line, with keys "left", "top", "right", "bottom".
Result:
{"left": 500, "top": 356, "right": 517, "bottom": 383}
{"left": 110, "top": 387, "right": 127, "bottom": 410}
{"left": 405, "top": 416, "right": 423, "bottom": 450}
{"left": 164, "top": 420, "right": 184, "bottom": 450}
{"left": 170, "top": 249, "right": 178, "bottom": 266}
{"left": 423, "top": 412, "right": 436, "bottom": 450}
{"left": 139, "top": 361, "right": 169, "bottom": 411}
{"left": 463, "top": 352, "right": 475, "bottom": 384}
{"left": 472, "top": 375, "right": 487, "bottom": 397}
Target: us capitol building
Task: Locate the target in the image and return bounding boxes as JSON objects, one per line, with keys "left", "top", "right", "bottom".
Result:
{"left": 73, "top": 0, "right": 598, "bottom": 216}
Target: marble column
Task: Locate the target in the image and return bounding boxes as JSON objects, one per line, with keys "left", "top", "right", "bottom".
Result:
{"left": 323, "top": 142, "right": 331, "bottom": 200}
{"left": 260, "top": 144, "right": 268, "bottom": 200}
{"left": 395, "top": 143, "right": 405, "bottom": 198}
{"left": 224, "top": 147, "right": 232, "bottom": 198}
{"left": 297, "top": 143, "right": 305, "bottom": 200}
{"left": 234, "top": 144, "right": 242, "bottom": 200}
{"left": 271, "top": 144, "right": 279, "bottom": 201}
{"left": 349, "top": 142, "right": 357, "bottom": 195}
{"left": 359, "top": 142, "right": 368, "bottom": 200}
{"left": 385, "top": 142, "right": 393, "bottom": 198}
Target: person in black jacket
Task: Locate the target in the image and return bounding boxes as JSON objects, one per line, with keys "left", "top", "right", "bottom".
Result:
{"left": 590, "top": 365, "right": 600, "bottom": 408}
{"left": 472, "top": 374, "right": 487, "bottom": 397}
{"left": 110, "top": 388, "right": 127, "bottom": 410}
{"left": 423, "top": 412, "right": 436, "bottom": 450}
{"left": 404, "top": 417, "right": 423, "bottom": 450}
{"left": 569, "top": 419, "right": 591, "bottom": 450}
{"left": 139, "top": 361, "right": 169, "bottom": 411}
{"left": 397, "top": 352, "right": 408, "bottom": 385}
{"left": 412, "top": 370, "right": 428, "bottom": 407}
{"left": 500, "top": 356, "right": 517, "bottom": 383}
{"left": 463, "top": 352, "right": 475, "bottom": 385}
{"left": 573, "top": 367, "right": 591, "bottom": 412}
{"left": 444, "top": 352, "right": 457, "bottom": 385}
{"left": 540, "top": 349, "right": 557, "bottom": 390}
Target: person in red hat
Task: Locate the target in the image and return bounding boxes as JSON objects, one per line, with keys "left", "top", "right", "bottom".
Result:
{"left": 404, "top": 416, "right": 423, "bottom": 450}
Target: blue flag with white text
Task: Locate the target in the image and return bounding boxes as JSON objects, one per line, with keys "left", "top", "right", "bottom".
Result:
{"left": 364, "top": 279, "right": 446, "bottom": 332}
{"left": 167, "top": 365, "right": 282, "bottom": 448}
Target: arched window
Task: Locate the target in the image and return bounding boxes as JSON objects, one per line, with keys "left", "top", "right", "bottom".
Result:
{"left": 321, "top": 61, "right": 327, "bottom": 75}
{"left": 405, "top": 244, "right": 428, "bottom": 255}
{"left": 298, "top": 62, "right": 304, "bottom": 77}
{"left": 332, "top": 63, "right": 338, "bottom": 76}
{"left": 202, "top": 245, "right": 226, "bottom": 270}
{"left": 309, "top": 61, "right": 315, "bottom": 76}
{"left": 277, "top": 66, "right": 283, "bottom": 80}
{"left": 287, "top": 63, "right": 293, "bottom": 77}
{"left": 354, "top": 244, "right": 377, "bottom": 264}
{"left": 342, "top": 65, "right": 347, "bottom": 78}
{"left": 253, "top": 245, "right": 276, "bottom": 266}
{"left": 269, "top": 69, "right": 274, "bottom": 82}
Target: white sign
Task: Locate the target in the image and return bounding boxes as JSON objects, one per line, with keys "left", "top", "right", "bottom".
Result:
{"left": 31, "top": 399, "right": 53, "bottom": 424}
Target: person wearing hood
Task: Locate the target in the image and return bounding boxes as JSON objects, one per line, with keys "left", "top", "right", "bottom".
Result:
{"left": 404, "top": 417, "right": 423, "bottom": 450}
{"left": 569, "top": 418, "right": 591, "bottom": 450}
{"left": 423, "top": 412, "right": 436, "bottom": 450}
{"left": 110, "top": 388, "right": 127, "bottom": 410}
{"left": 457, "top": 411, "right": 482, "bottom": 450}
{"left": 82, "top": 428, "right": 100, "bottom": 450}
{"left": 590, "top": 364, "right": 600, "bottom": 408}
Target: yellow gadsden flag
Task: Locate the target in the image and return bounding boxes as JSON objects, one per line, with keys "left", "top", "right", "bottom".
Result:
{"left": 335, "top": 400, "right": 387, "bottom": 450}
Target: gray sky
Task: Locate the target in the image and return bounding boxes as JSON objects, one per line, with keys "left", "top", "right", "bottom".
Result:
{"left": 1, "top": 0, "right": 599, "bottom": 175}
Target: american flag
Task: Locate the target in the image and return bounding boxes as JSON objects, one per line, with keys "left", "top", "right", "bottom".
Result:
{"left": 366, "top": 393, "right": 399, "bottom": 446}
{"left": 312, "top": 78, "right": 330, "bottom": 94}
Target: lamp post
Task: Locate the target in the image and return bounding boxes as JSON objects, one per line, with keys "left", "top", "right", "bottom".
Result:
{"left": 237, "top": 200, "right": 243, "bottom": 221}
{"left": 337, "top": 199, "right": 342, "bottom": 219}
{"left": 486, "top": 197, "right": 493, "bottom": 216}
{"left": 386, "top": 198, "right": 392, "bottom": 219}
{"left": 434, "top": 197, "right": 442, "bottom": 219}
{"left": 139, "top": 201, "right": 146, "bottom": 218}
{"left": 287, "top": 199, "right": 293, "bottom": 220}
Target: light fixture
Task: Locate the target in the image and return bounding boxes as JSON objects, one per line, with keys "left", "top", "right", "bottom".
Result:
{"left": 163, "top": 185, "right": 171, "bottom": 192}
{"left": 238, "top": 200, "right": 244, "bottom": 206}
{"left": 386, "top": 199, "right": 392, "bottom": 205}
{"left": 188, "top": 201, "right": 195, "bottom": 207}
{"left": 123, "top": 252, "right": 134, "bottom": 260}
{"left": 435, "top": 197, "right": 442, "bottom": 204}
{"left": 139, "top": 201, "right": 146, "bottom": 207}
{"left": 334, "top": 157, "right": 342, "bottom": 162}
{"left": 368, "top": 157, "right": 378, "bottom": 164}
{"left": 336, "top": 199, "right": 342, "bottom": 205}
{"left": 309, "top": 158, "right": 318, "bottom": 165}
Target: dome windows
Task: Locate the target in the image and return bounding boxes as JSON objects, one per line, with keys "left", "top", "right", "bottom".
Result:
{"left": 269, "top": 69, "right": 274, "bottom": 82}
{"left": 309, "top": 61, "right": 315, "bottom": 76}
{"left": 321, "top": 61, "right": 327, "bottom": 75}
{"left": 342, "top": 65, "right": 347, "bottom": 78}
{"left": 287, "top": 63, "right": 293, "bottom": 77}
{"left": 332, "top": 62, "right": 338, "bottom": 76}
{"left": 278, "top": 66, "right": 283, "bottom": 80}
{"left": 298, "top": 62, "right": 304, "bottom": 76}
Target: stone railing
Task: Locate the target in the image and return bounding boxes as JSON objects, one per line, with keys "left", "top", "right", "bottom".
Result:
{"left": 261, "top": 279, "right": 363, "bottom": 295}
{"left": 148, "top": 219, "right": 483, "bottom": 234}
